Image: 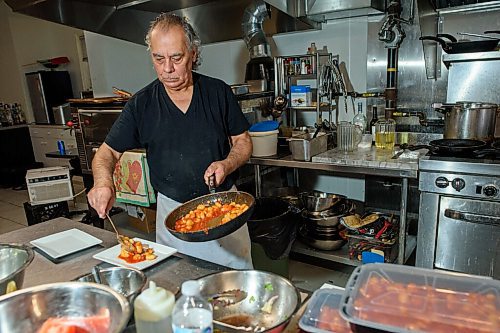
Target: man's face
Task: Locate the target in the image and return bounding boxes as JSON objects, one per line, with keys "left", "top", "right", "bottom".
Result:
{"left": 150, "top": 25, "right": 196, "bottom": 90}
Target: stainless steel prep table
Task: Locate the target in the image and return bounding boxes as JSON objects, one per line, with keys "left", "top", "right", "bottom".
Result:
{"left": 0, "top": 217, "right": 225, "bottom": 294}
{"left": 248, "top": 147, "right": 420, "bottom": 265}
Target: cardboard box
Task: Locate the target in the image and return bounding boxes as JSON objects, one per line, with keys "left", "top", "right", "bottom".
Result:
{"left": 290, "top": 85, "right": 311, "bottom": 107}
{"left": 127, "top": 204, "right": 156, "bottom": 233}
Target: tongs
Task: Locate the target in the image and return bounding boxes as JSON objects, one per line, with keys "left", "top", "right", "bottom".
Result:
{"left": 208, "top": 289, "right": 248, "bottom": 307}
{"left": 106, "top": 213, "right": 134, "bottom": 252}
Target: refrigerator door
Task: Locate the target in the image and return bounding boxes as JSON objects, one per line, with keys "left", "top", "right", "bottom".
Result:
{"left": 26, "top": 73, "right": 50, "bottom": 124}
{"left": 26, "top": 71, "right": 74, "bottom": 124}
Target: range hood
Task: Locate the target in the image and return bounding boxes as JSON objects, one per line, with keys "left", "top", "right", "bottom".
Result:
{"left": 4, "top": 0, "right": 315, "bottom": 45}
{"left": 265, "top": 0, "right": 386, "bottom": 22}
{"left": 5, "top": 0, "right": 386, "bottom": 45}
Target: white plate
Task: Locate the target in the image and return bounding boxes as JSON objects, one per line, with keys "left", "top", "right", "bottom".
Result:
{"left": 30, "top": 228, "right": 102, "bottom": 259}
{"left": 92, "top": 238, "right": 177, "bottom": 270}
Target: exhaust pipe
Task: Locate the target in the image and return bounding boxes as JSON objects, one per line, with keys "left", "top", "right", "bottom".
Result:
{"left": 242, "top": 0, "right": 271, "bottom": 58}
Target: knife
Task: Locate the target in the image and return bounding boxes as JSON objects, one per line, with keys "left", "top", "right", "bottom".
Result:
{"left": 208, "top": 174, "right": 216, "bottom": 194}
{"left": 391, "top": 150, "right": 405, "bottom": 159}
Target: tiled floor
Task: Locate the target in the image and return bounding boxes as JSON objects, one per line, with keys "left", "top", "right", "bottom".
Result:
{"left": 0, "top": 179, "right": 351, "bottom": 291}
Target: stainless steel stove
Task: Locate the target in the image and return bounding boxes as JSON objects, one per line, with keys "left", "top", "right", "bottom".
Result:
{"left": 416, "top": 155, "right": 500, "bottom": 278}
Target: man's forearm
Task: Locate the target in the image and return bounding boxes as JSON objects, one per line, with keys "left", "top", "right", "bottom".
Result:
{"left": 92, "top": 143, "right": 121, "bottom": 188}
{"left": 224, "top": 133, "right": 252, "bottom": 174}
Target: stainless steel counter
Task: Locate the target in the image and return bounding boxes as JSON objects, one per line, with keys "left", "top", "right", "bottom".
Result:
{"left": 0, "top": 218, "right": 225, "bottom": 295}
{"left": 248, "top": 147, "right": 422, "bottom": 265}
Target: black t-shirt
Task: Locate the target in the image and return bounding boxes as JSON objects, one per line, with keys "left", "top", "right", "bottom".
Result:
{"left": 105, "top": 73, "right": 250, "bottom": 203}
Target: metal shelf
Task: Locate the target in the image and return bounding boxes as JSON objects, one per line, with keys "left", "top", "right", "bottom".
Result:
{"left": 291, "top": 235, "right": 417, "bottom": 267}
{"left": 291, "top": 240, "right": 361, "bottom": 267}
{"left": 286, "top": 74, "right": 316, "bottom": 80}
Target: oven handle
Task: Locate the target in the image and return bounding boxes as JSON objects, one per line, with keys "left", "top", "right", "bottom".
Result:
{"left": 444, "top": 209, "right": 500, "bottom": 226}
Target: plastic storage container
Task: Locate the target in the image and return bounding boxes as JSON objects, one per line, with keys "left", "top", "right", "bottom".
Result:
{"left": 299, "top": 288, "right": 353, "bottom": 333}
{"left": 340, "top": 263, "right": 500, "bottom": 333}
{"left": 134, "top": 281, "right": 175, "bottom": 333}
{"left": 172, "top": 280, "right": 213, "bottom": 333}
{"left": 249, "top": 130, "right": 279, "bottom": 157}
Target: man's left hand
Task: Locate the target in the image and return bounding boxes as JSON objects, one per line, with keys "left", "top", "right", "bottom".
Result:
{"left": 204, "top": 161, "right": 229, "bottom": 188}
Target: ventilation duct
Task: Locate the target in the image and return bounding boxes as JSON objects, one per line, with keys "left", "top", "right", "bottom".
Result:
{"left": 242, "top": 0, "right": 271, "bottom": 59}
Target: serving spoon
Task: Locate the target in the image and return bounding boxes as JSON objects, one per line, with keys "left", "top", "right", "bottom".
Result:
{"left": 106, "top": 213, "right": 134, "bottom": 252}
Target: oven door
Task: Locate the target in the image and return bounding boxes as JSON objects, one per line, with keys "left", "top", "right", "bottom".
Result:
{"left": 435, "top": 196, "right": 500, "bottom": 278}
{"left": 78, "top": 109, "right": 122, "bottom": 144}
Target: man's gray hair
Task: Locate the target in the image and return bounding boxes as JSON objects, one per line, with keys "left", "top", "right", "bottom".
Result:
{"left": 145, "top": 13, "right": 202, "bottom": 70}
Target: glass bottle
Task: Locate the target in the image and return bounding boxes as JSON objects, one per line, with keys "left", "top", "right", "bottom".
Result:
{"left": 375, "top": 118, "right": 396, "bottom": 150}
{"left": 369, "top": 106, "right": 379, "bottom": 146}
{"left": 172, "top": 280, "right": 213, "bottom": 333}
{"left": 353, "top": 102, "right": 367, "bottom": 132}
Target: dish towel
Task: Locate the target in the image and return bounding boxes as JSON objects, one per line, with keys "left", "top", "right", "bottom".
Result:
{"left": 113, "top": 151, "right": 156, "bottom": 206}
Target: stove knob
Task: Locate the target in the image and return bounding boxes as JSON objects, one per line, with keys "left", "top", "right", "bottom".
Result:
{"left": 483, "top": 185, "right": 498, "bottom": 197}
{"left": 451, "top": 178, "right": 465, "bottom": 192}
{"left": 435, "top": 177, "right": 449, "bottom": 188}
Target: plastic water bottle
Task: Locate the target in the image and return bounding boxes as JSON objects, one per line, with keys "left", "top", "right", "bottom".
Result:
{"left": 172, "top": 280, "right": 213, "bottom": 333}
{"left": 134, "top": 281, "right": 175, "bottom": 333}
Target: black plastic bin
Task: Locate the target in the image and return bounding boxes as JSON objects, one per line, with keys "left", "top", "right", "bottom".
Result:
{"left": 24, "top": 201, "right": 69, "bottom": 226}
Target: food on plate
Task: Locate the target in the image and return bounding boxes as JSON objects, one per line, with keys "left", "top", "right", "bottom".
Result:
{"left": 174, "top": 201, "right": 249, "bottom": 232}
{"left": 37, "top": 309, "right": 110, "bottom": 333}
{"left": 317, "top": 305, "right": 353, "bottom": 333}
{"left": 352, "top": 276, "right": 499, "bottom": 333}
{"left": 118, "top": 237, "right": 157, "bottom": 264}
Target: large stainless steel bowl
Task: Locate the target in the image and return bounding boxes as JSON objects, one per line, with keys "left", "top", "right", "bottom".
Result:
{"left": 74, "top": 266, "right": 147, "bottom": 304}
{"left": 0, "top": 282, "right": 131, "bottom": 333}
{"left": 197, "top": 270, "right": 301, "bottom": 333}
{"left": 299, "top": 191, "right": 346, "bottom": 212}
{"left": 0, "top": 243, "right": 34, "bottom": 296}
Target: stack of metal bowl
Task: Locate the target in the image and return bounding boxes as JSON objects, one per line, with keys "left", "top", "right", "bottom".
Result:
{"left": 0, "top": 243, "right": 34, "bottom": 296}
{"left": 74, "top": 266, "right": 147, "bottom": 304}
{"left": 298, "top": 191, "right": 354, "bottom": 251}
{"left": 0, "top": 282, "right": 131, "bottom": 333}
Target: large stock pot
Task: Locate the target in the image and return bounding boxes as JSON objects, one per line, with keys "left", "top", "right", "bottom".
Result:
{"left": 433, "top": 102, "right": 498, "bottom": 142}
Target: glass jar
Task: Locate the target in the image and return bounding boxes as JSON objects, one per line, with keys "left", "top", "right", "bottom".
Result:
{"left": 375, "top": 118, "right": 396, "bottom": 150}
{"left": 337, "top": 121, "right": 362, "bottom": 152}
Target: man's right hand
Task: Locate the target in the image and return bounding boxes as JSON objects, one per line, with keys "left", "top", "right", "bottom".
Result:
{"left": 87, "top": 185, "right": 115, "bottom": 219}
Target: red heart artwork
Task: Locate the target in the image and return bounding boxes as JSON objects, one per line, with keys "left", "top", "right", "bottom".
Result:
{"left": 126, "top": 160, "right": 143, "bottom": 194}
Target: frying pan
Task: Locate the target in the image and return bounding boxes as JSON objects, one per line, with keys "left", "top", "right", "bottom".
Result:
{"left": 402, "top": 139, "right": 486, "bottom": 156}
{"left": 473, "top": 140, "right": 500, "bottom": 158}
{"left": 164, "top": 191, "right": 255, "bottom": 242}
{"left": 419, "top": 33, "right": 499, "bottom": 54}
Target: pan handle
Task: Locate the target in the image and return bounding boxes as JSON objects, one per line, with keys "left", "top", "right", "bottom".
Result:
{"left": 484, "top": 30, "right": 500, "bottom": 35}
{"left": 431, "top": 102, "right": 455, "bottom": 113}
{"left": 437, "top": 33, "right": 458, "bottom": 43}
{"left": 400, "top": 143, "right": 432, "bottom": 152}
{"left": 419, "top": 36, "right": 449, "bottom": 51}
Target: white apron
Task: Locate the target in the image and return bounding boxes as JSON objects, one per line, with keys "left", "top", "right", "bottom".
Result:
{"left": 155, "top": 192, "right": 253, "bottom": 269}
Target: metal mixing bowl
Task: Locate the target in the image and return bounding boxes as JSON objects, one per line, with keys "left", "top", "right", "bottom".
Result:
{"left": 197, "top": 270, "right": 301, "bottom": 333}
{"left": 0, "top": 243, "right": 34, "bottom": 296}
{"left": 0, "top": 282, "right": 131, "bottom": 333}
{"left": 299, "top": 191, "right": 346, "bottom": 212}
{"left": 74, "top": 266, "right": 147, "bottom": 304}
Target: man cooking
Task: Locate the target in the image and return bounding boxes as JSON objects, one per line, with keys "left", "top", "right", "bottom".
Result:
{"left": 87, "top": 13, "right": 253, "bottom": 269}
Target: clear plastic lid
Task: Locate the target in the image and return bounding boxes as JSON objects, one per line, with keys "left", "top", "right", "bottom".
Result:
{"left": 340, "top": 263, "right": 500, "bottom": 333}
{"left": 299, "top": 288, "right": 353, "bottom": 333}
